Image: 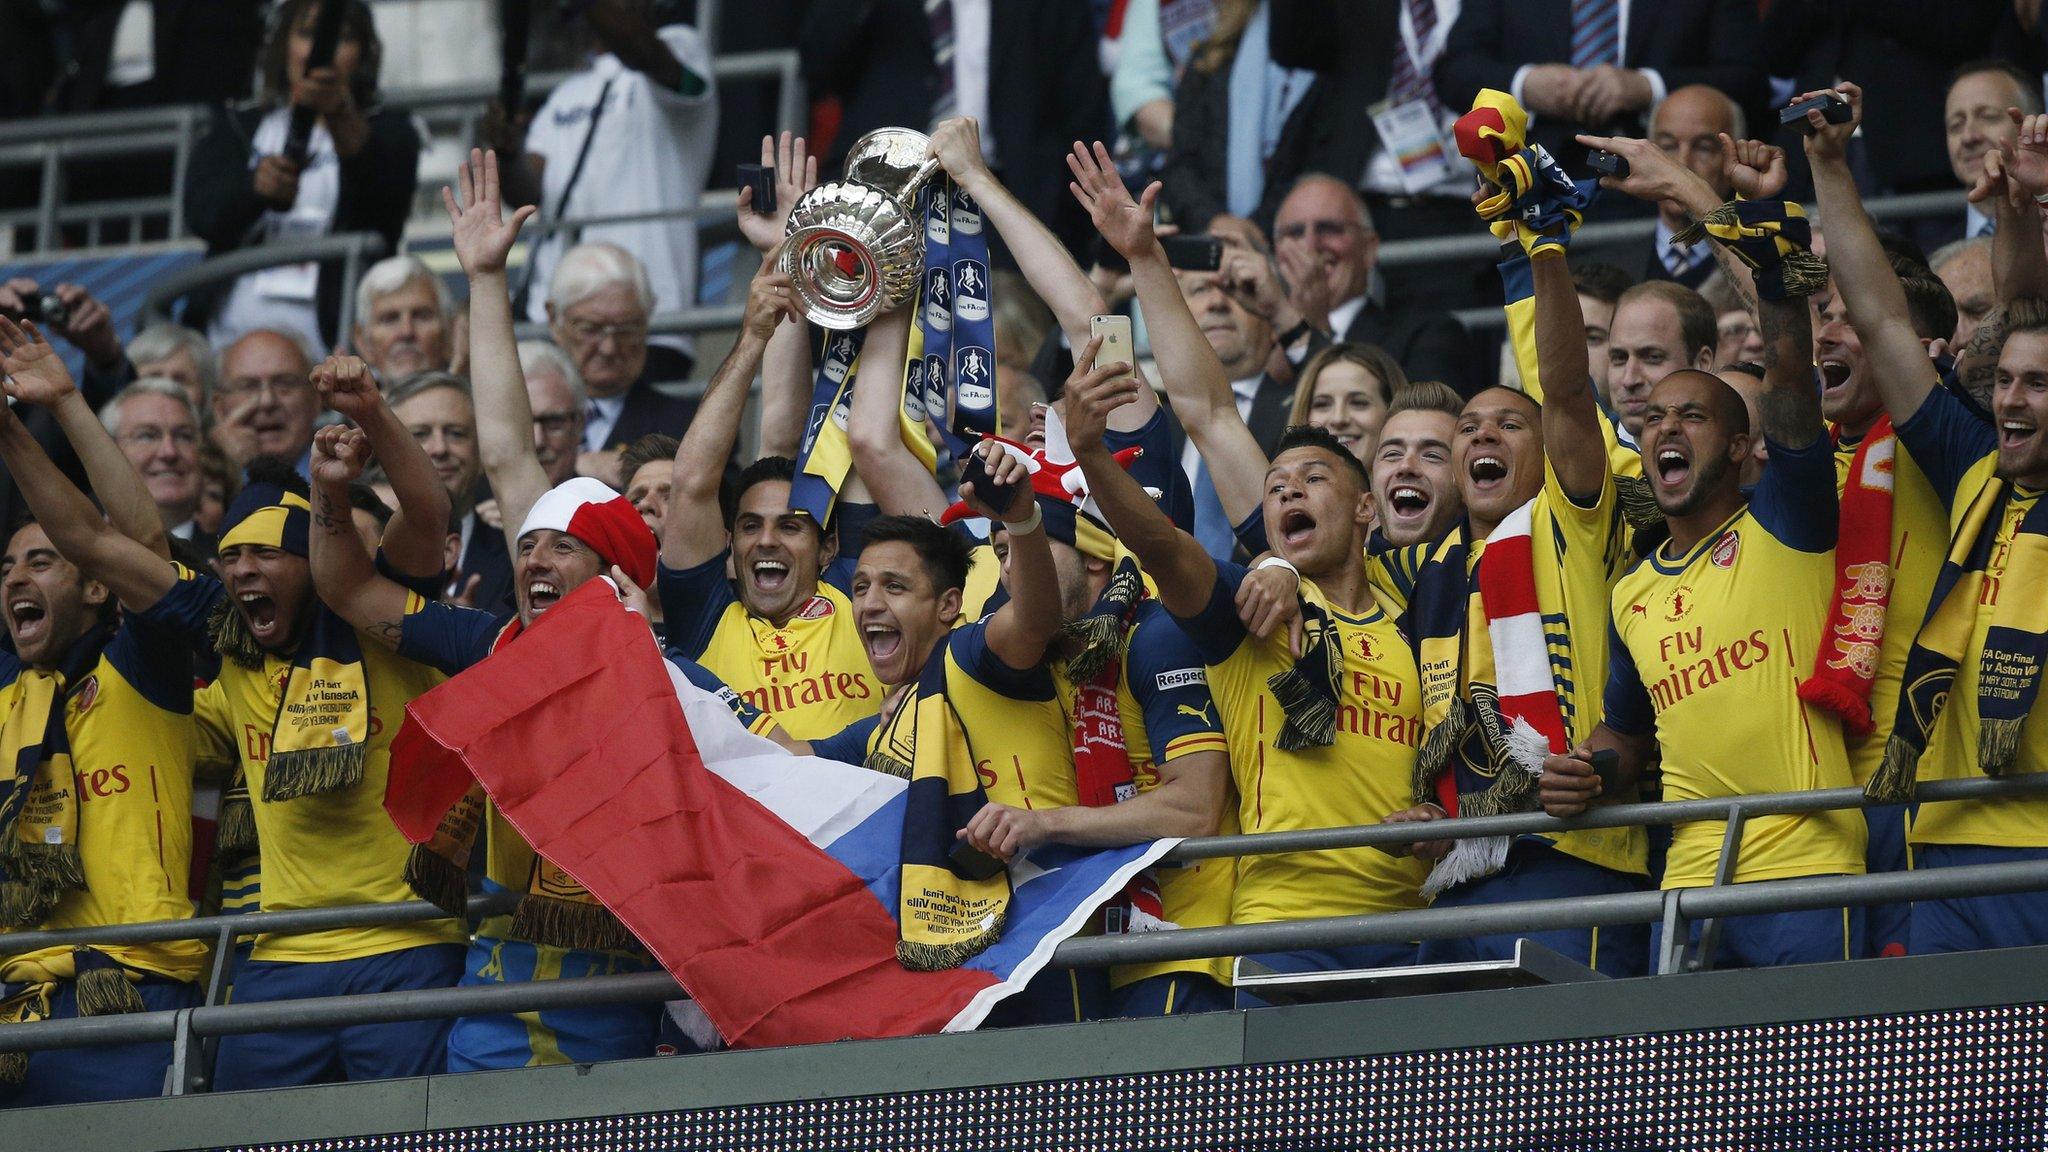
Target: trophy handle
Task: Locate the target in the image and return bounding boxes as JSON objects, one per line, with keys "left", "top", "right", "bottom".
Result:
{"left": 900, "top": 154, "right": 944, "bottom": 206}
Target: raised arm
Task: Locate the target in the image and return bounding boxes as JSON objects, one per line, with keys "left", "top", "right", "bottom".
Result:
{"left": 445, "top": 149, "right": 550, "bottom": 545}
{"left": 663, "top": 260, "right": 802, "bottom": 571}
{"left": 736, "top": 132, "right": 823, "bottom": 459}
{"left": 1799, "top": 84, "right": 1941, "bottom": 422}
{"left": 1529, "top": 251, "right": 1607, "bottom": 502}
{"left": 1066, "top": 350, "right": 1217, "bottom": 620}
{"left": 930, "top": 123, "right": 1109, "bottom": 361}
{"left": 966, "top": 441, "right": 1062, "bottom": 670}
{"left": 314, "top": 355, "right": 449, "bottom": 578}
{"left": 1069, "top": 143, "right": 1262, "bottom": 523}
{"left": 845, "top": 306, "right": 949, "bottom": 517}
{"left": 0, "top": 318, "right": 167, "bottom": 559}
{"left": 307, "top": 424, "right": 409, "bottom": 649}
{"left": 0, "top": 393, "right": 175, "bottom": 613}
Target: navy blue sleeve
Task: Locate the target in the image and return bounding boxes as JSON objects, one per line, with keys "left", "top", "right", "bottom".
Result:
{"left": 1601, "top": 617, "right": 1656, "bottom": 737}
{"left": 1232, "top": 505, "right": 1269, "bottom": 559}
{"left": 376, "top": 550, "right": 446, "bottom": 600}
{"left": 1750, "top": 432, "right": 1839, "bottom": 553}
{"left": 395, "top": 600, "right": 509, "bottom": 675}
{"left": 1896, "top": 384, "right": 1999, "bottom": 506}
{"left": 826, "top": 501, "right": 881, "bottom": 593}
{"left": 811, "top": 714, "right": 882, "bottom": 765}
{"left": 105, "top": 607, "right": 195, "bottom": 714}
{"left": 1124, "top": 606, "right": 1224, "bottom": 763}
{"left": 665, "top": 649, "right": 769, "bottom": 730}
{"left": 951, "top": 620, "right": 1056, "bottom": 701}
{"left": 1105, "top": 407, "right": 1196, "bottom": 534}
{"left": 1172, "top": 560, "right": 1252, "bottom": 666}
{"left": 656, "top": 551, "right": 739, "bottom": 660}
{"left": 133, "top": 568, "right": 227, "bottom": 655}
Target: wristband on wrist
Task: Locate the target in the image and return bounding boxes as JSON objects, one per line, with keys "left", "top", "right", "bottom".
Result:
{"left": 1003, "top": 504, "right": 1044, "bottom": 536}
{"left": 1254, "top": 555, "right": 1299, "bottom": 579}
{"left": 2033, "top": 191, "right": 2048, "bottom": 206}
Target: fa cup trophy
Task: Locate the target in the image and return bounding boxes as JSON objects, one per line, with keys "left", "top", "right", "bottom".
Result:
{"left": 779, "top": 127, "right": 943, "bottom": 330}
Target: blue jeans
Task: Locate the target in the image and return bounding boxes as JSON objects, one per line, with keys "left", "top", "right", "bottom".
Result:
{"left": 1910, "top": 844, "right": 2048, "bottom": 953}
{"left": 0, "top": 976, "right": 199, "bottom": 1107}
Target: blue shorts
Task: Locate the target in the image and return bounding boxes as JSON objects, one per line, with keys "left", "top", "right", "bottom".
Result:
{"left": 0, "top": 976, "right": 198, "bottom": 1108}
{"left": 1910, "top": 844, "right": 2048, "bottom": 954}
{"left": 1235, "top": 940, "right": 1417, "bottom": 1009}
{"left": 980, "top": 966, "right": 1107, "bottom": 1028}
{"left": 1109, "top": 973, "right": 1232, "bottom": 1018}
{"left": 1416, "top": 840, "right": 1650, "bottom": 978}
{"left": 1652, "top": 900, "right": 1861, "bottom": 969}
{"left": 211, "top": 944, "right": 464, "bottom": 1091}
{"left": 1861, "top": 803, "right": 1913, "bottom": 958}
{"left": 446, "top": 935, "right": 662, "bottom": 1072}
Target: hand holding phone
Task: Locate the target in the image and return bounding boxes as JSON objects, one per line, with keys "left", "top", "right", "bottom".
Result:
{"left": 1780, "top": 92, "right": 1853, "bottom": 135}
{"left": 1089, "top": 314, "right": 1135, "bottom": 380}
{"left": 1587, "top": 150, "right": 1630, "bottom": 180}
{"left": 1160, "top": 234, "right": 1223, "bottom": 272}
{"left": 738, "top": 163, "right": 777, "bottom": 215}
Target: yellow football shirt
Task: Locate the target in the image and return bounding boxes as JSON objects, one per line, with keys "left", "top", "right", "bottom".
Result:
{"left": 1176, "top": 564, "right": 1426, "bottom": 926}
{"left": 1606, "top": 436, "right": 1865, "bottom": 889}
{"left": 148, "top": 571, "right": 463, "bottom": 962}
{"left": 0, "top": 618, "right": 206, "bottom": 985}
{"left": 1376, "top": 464, "right": 1646, "bottom": 877}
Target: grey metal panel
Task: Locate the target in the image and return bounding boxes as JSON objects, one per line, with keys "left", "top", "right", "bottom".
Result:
{"left": 421, "top": 1010, "right": 1248, "bottom": 1129}
{"left": 9, "top": 1074, "right": 430, "bottom": 1152}
{"left": 1240, "top": 945, "right": 2048, "bottom": 1064}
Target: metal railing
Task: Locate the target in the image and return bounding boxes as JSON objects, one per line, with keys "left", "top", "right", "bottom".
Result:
{"left": 0, "top": 105, "right": 201, "bottom": 251}
{"left": 3, "top": 772, "right": 2045, "bottom": 1095}
{"left": 138, "top": 231, "right": 391, "bottom": 341}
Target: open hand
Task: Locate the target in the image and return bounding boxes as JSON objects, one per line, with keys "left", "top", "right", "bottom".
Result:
{"left": 312, "top": 354, "right": 381, "bottom": 422}
{"left": 1068, "top": 140, "right": 1160, "bottom": 261}
{"left": 2003, "top": 109, "right": 2048, "bottom": 202}
{"left": 311, "top": 423, "right": 370, "bottom": 485}
{"left": 443, "top": 148, "right": 539, "bottom": 278}
{"left": 736, "top": 131, "right": 819, "bottom": 253}
{"left": 0, "top": 317, "right": 78, "bottom": 407}
{"left": 1721, "top": 135, "right": 1788, "bottom": 200}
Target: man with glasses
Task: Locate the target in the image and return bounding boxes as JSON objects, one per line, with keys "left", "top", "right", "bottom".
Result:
{"left": 101, "top": 378, "right": 209, "bottom": 548}
{"left": 542, "top": 242, "right": 698, "bottom": 481}
{"left": 210, "top": 328, "right": 323, "bottom": 476}
{"left": 519, "top": 340, "right": 588, "bottom": 488}
{"left": 1271, "top": 174, "right": 1475, "bottom": 394}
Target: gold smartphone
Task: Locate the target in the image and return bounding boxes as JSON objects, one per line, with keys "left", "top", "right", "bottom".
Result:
{"left": 1089, "top": 314, "right": 1135, "bottom": 377}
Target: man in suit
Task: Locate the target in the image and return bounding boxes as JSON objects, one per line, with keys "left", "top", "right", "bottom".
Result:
{"left": 387, "top": 372, "right": 513, "bottom": 614}
{"left": 101, "top": 378, "right": 210, "bottom": 551}
{"left": 1922, "top": 61, "right": 2042, "bottom": 254}
{"left": 798, "top": 0, "right": 1107, "bottom": 258}
{"left": 1271, "top": 174, "right": 1476, "bottom": 393}
{"left": 1633, "top": 84, "right": 1738, "bottom": 290}
{"left": 1176, "top": 266, "right": 1294, "bottom": 561}
{"left": 542, "top": 242, "right": 700, "bottom": 483}
{"left": 1432, "top": 0, "right": 1764, "bottom": 172}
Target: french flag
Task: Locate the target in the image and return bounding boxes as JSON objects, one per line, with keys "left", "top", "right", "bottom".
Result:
{"left": 386, "top": 581, "right": 1174, "bottom": 1047}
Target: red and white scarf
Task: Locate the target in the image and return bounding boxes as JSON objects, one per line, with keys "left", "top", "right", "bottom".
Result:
{"left": 1798, "top": 419, "right": 1895, "bottom": 738}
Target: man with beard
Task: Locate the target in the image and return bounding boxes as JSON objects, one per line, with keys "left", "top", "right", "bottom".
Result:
{"left": 0, "top": 335, "right": 464, "bottom": 1086}
{"left": 1538, "top": 155, "right": 1866, "bottom": 967}
{"left": 1806, "top": 84, "right": 2048, "bottom": 954}
{"left": 1371, "top": 171, "right": 1648, "bottom": 976}
{"left": 0, "top": 323, "right": 204, "bottom": 1106}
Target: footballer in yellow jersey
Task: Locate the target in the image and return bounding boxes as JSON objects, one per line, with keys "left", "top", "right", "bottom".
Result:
{"left": 0, "top": 521, "right": 202, "bottom": 1106}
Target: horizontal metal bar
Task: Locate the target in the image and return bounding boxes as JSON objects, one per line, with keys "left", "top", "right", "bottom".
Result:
{"left": 0, "top": 892, "right": 513, "bottom": 959}
{"left": 140, "top": 232, "right": 390, "bottom": 326}
{"left": 5, "top": 859, "right": 2043, "bottom": 1055}
{"left": 0, "top": 133, "right": 190, "bottom": 166}
{"left": 385, "top": 50, "right": 796, "bottom": 115}
{"left": 0, "top": 105, "right": 195, "bottom": 146}
{"left": 1160, "top": 772, "right": 2048, "bottom": 863}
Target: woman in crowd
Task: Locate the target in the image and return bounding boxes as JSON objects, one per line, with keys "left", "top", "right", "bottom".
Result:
{"left": 1286, "top": 340, "right": 1406, "bottom": 463}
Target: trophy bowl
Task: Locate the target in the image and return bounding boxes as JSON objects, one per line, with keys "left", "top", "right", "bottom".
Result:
{"left": 779, "top": 128, "right": 941, "bottom": 330}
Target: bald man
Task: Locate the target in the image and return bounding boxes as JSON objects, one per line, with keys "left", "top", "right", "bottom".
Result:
{"left": 1643, "top": 86, "right": 1742, "bottom": 289}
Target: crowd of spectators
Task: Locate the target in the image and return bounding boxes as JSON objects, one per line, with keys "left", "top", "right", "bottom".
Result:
{"left": 3, "top": 0, "right": 2048, "bottom": 1117}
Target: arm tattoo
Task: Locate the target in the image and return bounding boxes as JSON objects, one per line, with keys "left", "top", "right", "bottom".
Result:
{"left": 311, "top": 486, "right": 346, "bottom": 534}
{"left": 1711, "top": 246, "right": 1760, "bottom": 316}
{"left": 1756, "top": 296, "right": 1821, "bottom": 444}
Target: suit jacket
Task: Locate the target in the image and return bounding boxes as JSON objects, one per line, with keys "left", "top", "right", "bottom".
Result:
{"left": 455, "top": 517, "right": 516, "bottom": 616}
{"left": 1433, "top": 0, "right": 1766, "bottom": 169}
{"left": 1763, "top": 0, "right": 2004, "bottom": 198}
{"left": 603, "top": 378, "right": 703, "bottom": 452}
{"left": 1158, "top": 0, "right": 1401, "bottom": 233}
{"left": 799, "top": 0, "right": 1108, "bottom": 256}
{"left": 1342, "top": 301, "right": 1479, "bottom": 397}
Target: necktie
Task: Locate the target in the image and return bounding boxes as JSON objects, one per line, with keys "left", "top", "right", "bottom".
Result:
{"left": 1974, "top": 214, "right": 1997, "bottom": 240}
{"left": 583, "top": 402, "right": 605, "bottom": 452}
{"left": 1387, "top": 0, "right": 1444, "bottom": 117}
{"left": 1570, "top": 0, "right": 1620, "bottom": 70}
{"left": 1665, "top": 242, "right": 1695, "bottom": 276}
{"left": 1191, "top": 457, "right": 1237, "bottom": 562}
{"left": 926, "top": 0, "right": 957, "bottom": 127}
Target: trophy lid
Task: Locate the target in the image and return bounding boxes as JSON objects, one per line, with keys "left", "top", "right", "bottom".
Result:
{"left": 843, "top": 127, "right": 937, "bottom": 196}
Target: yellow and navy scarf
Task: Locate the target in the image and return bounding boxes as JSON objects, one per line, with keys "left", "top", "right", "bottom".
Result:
{"left": 0, "top": 624, "right": 111, "bottom": 928}
{"left": 1266, "top": 594, "right": 1341, "bottom": 752}
{"left": 402, "top": 613, "right": 636, "bottom": 952}
{"left": 211, "top": 485, "right": 373, "bottom": 804}
{"left": 0, "top": 947, "right": 145, "bottom": 1083}
{"left": 1674, "top": 198, "right": 1827, "bottom": 302}
{"left": 1874, "top": 475, "right": 2048, "bottom": 802}
{"left": 866, "top": 638, "right": 1012, "bottom": 970}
